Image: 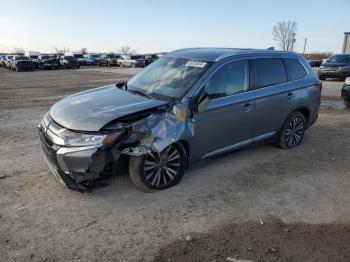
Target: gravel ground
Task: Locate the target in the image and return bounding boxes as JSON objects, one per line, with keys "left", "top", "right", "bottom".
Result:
{"left": 0, "top": 67, "right": 349, "bottom": 261}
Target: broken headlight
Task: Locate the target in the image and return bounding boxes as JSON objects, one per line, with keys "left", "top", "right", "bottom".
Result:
{"left": 61, "top": 130, "right": 107, "bottom": 147}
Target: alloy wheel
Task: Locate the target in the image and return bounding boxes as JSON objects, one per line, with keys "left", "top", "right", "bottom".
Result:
{"left": 143, "top": 145, "right": 181, "bottom": 187}
{"left": 285, "top": 115, "right": 305, "bottom": 147}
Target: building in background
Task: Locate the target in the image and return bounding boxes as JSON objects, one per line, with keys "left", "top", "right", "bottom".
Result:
{"left": 343, "top": 32, "right": 350, "bottom": 53}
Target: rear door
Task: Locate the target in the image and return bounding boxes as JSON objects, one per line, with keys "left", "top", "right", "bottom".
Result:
{"left": 252, "top": 58, "right": 304, "bottom": 139}
{"left": 192, "top": 59, "right": 256, "bottom": 157}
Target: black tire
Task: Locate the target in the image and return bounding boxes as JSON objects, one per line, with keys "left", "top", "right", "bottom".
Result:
{"left": 129, "top": 143, "right": 187, "bottom": 192}
{"left": 344, "top": 99, "right": 350, "bottom": 108}
{"left": 319, "top": 76, "right": 326, "bottom": 80}
{"left": 278, "top": 111, "right": 306, "bottom": 149}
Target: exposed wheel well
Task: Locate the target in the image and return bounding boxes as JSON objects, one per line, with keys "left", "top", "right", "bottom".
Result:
{"left": 295, "top": 108, "right": 310, "bottom": 126}
{"left": 177, "top": 140, "right": 190, "bottom": 168}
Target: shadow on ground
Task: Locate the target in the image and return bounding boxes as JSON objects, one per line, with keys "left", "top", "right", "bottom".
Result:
{"left": 153, "top": 216, "right": 350, "bottom": 262}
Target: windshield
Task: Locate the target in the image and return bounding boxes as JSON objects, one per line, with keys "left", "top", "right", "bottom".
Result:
{"left": 127, "top": 57, "right": 211, "bottom": 101}
{"left": 65, "top": 56, "right": 75, "bottom": 61}
{"left": 328, "top": 55, "right": 350, "bottom": 63}
{"left": 106, "top": 54, "right": 119, "bottom": 58}
{"left": 15, "top": 56, "right": 29, "bottom": 60}
{"left": 131, "top": 55, "right": 144, "bottom": 60}
{"left": 30, "top": 55, "right": 38, "bottom": 59}
{"left": 73, "top": 54, "right": 83, "bottom": 58}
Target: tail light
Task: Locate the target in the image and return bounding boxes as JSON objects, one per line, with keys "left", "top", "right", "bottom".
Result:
{"left": 314, "top": 80, "right": 322, "bottom": 91}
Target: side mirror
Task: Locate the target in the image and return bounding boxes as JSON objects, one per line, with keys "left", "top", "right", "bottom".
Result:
{"left": 197, "top": 92, "right": 210, "bottom": 113}
{"left": 116, "top": 81, "right": 126, "bottom": 90}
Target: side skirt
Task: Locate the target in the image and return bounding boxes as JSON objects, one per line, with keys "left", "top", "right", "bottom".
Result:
{"left": 202, "top": 131, "right": 277, "bottom": 159}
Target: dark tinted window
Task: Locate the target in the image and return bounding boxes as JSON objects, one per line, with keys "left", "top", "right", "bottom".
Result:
{"left": 328, "top": 55, "right": 350, "bottom": 63}
{"left": 206, "top": 60, "right": 249, "bottom": 99}
{"left": 284, "top": 58, "right": 307, "bottom": 81}
{"left": 257, "top": 58, "right": 287, "bottom": 87}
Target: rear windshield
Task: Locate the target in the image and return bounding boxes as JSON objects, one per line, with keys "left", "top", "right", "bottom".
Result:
{"left": 328, "top": 55, "right": 350, "bottom": 63}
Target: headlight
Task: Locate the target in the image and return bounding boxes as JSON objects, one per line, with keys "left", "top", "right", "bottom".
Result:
{"left": 61, "top": 130, "right": 106, "bottom": 146}
{"left": 345, "top": 77, "right": 350, "bottom": 85}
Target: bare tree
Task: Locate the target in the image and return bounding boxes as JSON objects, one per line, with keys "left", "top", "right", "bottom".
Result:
{"left": 81, "top": 48, "right": 88, "bottom": 55}
{"left": 13, "top": 47, "right": 25, "bottom": 54}
{"left": 273, "top": 21, "right": 297, "bottom": 51}
{"left": 119, "top": 45, "right": 136, "bottom": 55}
{"left": 53, "top": 46, "right": 69, "bottom": 54}
{"left": 302, "top": 37, "right": 308, "bottom": 54}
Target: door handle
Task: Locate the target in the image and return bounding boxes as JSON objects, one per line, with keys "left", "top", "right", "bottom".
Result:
{"left": 287, "top": 92, "right": 296, "bottom": 99}
{"left": 242, "top": 103, "right": 255, "bottom": 111}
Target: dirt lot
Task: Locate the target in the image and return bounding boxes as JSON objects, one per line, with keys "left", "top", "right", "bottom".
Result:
{"left": 0, "top": 67, "right": 349, "bottom": 262}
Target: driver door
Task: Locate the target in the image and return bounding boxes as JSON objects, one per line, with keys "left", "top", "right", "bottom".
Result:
{"left": 192, "top": 60, "right": 255, "bottom": 158}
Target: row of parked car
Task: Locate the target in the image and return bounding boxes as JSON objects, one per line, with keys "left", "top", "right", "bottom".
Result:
{"left": 0, "top": 52, "right": 161, "bottom": 72}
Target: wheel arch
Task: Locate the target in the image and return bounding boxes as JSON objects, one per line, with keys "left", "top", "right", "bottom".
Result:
{"left": 294, "top": 107, "right": 310, "bottom": 126}
{"left": 177, "top": 140, "right": 191, "bottom": 169}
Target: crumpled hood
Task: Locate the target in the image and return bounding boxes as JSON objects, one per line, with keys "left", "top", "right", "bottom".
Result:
{"left": 50, "top": 85, "right": 168, "bottom": 132}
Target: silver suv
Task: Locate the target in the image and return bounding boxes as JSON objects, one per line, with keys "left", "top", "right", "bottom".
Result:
{"left": 38, "top": 48, "right": 321, "bottom": 192}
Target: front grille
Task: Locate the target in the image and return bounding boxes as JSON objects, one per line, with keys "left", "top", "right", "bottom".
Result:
{"left": 40, "top": 114, "right": 66, "bottom": 145}
{"left": 39, "top": 128, "right": 60, "bottom": 170}
{"left": 323, "top": 67, "right": 337, "bottom": 71}
{"left": 17, "top": 61, "right": 33, "bottom": 66}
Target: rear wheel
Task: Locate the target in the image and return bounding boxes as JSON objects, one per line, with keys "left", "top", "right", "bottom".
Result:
{"left": 319, "top": 76, "right": 326, "bottom": 80}
{"left": 129, "top": 143, "right": 187, "bottom": 192}
{"left": 278, "top": 111, "right": 306, "bottom": 149}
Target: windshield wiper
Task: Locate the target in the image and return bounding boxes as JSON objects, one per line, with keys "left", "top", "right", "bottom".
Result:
{"left": 128, "top": 89, "right": 153, "bottom": 99}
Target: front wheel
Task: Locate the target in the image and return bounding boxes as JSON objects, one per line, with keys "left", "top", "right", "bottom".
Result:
{"left": 344, "top": 99, "right": 350, "bottom": 108}
{"left": 129, "top": 143, "right": 187, "bottom": 192}
{"left": 278, "top": 111, "right": 306, "bottom": 149}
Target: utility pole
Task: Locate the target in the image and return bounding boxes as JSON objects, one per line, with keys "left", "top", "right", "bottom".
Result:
{"left": 303, "top": 37, "right": 308, "bottom": 54}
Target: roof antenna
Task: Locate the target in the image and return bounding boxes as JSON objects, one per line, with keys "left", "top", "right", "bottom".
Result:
{"left": 267, "top": 47, "right": 275, "bottom": 50}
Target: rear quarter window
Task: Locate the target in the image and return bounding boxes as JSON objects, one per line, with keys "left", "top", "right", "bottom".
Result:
{"left": 256, "top": 58, "right": 287, "bottom": 87}
{"left": 284, "top": 58, "right": 307, "bottom": 81}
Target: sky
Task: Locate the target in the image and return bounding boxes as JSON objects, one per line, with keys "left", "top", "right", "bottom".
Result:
{"left": 0, "top": 0, "right": 349, "bottom": 54}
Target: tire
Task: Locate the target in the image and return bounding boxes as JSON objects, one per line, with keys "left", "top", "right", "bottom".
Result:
{"left": 107, "top": 62, "right": 110, "bottom": 67}
{"left": 131, "top": 63, "right": 135, "bottom": 68}
{"left": 319, "top": 76, "right": 326, "bottom": 80}
{"left": 344, "top": 99, "right": 350, "bottom": 108}
{"left": 129, "top": 143, "right": 187, "bottom": 192}
{"left": 120, "top": 63, "right": 123, "bottom": 68}
{"left": 278, "top": 111, "right": 306, "bottom": 149}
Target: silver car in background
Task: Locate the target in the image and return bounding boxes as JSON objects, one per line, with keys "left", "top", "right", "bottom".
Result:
{"left": 38, "top": 48, "right": 321, "bottom": 192}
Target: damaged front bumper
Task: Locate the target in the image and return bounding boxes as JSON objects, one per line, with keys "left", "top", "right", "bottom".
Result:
{"left": 38, "top": 101, "right": 193, "bottom": 192}
{"left": 38, "top": 127, "right": 103, "bottom": 191}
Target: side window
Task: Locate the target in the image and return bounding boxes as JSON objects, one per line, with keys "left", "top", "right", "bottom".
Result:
{"left": 256, "top": 58, "right": 287, "bottom": 87}
{"left": 284, "top": 58, "right": 307, "bottom": 81}
{"left": 205, "top": 60, "right": 249, "bottom": 99}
